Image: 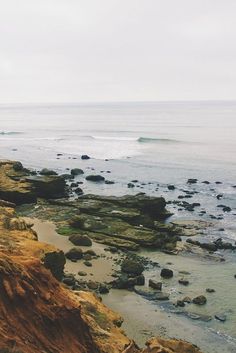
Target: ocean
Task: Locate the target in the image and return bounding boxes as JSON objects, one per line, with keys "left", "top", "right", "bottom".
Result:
{"left": 1, "top": 101, "right": 236, "bottom": 352}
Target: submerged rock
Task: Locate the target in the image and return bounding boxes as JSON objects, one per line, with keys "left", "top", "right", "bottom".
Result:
{"left": 71, "top": 168, "right": 84, "bottom": 176}
{"left": 81, "top": 155, "right": 90, "bottom": 160}
{"left": 86, "top": 175, "right": 105, "bottom": 182}
{"left": 40, "top": 168, "right": 58, "bottom": 176}
{"left": 149, "top": 279, "right": 162, "bottom": 290}
{"left": 193, "top": 295, "right": 207, "bottom": 305}
{"left": 134, "top": 286, "right": 169, "bottom": 301}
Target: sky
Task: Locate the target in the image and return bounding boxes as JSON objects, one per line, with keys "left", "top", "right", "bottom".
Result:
{"left": 0, "top": 0, "right": 236, "bottom": 103}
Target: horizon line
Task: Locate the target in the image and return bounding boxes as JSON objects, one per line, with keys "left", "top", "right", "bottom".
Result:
{"left": 1, "top": 99, "right": 236, "bottom": 107}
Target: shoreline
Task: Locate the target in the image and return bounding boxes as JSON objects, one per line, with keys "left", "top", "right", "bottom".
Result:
{"left": 0, "top": 159, "right": 236, "bottom": 353}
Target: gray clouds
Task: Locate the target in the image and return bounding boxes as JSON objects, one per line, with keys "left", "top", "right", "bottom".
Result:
{"left": 0, "top": 0, "right": 236, "bottom": 103}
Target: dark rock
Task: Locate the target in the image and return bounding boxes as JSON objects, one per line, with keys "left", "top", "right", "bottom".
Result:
{"left": 26, "top": 175, "right": 66, "bottom": 199}
{"left": 83, "top": 253, "right": 92, "bottom": 261}
{"left": 223, "top": 206, "right": 231, "bottom": 212}
{"left": 63, "top": 275, "right": 76, "bottom": 286}
{"left": 127, "top": 183, "right": 135, "bottom": 188}
{"left": 105, "top": 180, "right": 115, "bottom": 184}
{"left": 74, "top": 187, "right": 83, "bottom": 195}
{"left": 69, "top": 234, "right": 92, "bottom": 247}
{"left": 206, "top": 288, "right": 215, "bottom": 293}
{"left": 87, "top": 281, "right": 98, "bottom": 290}
{"left": 121, "top": 259, "right": 144, "bottom": 275}
{"left": 215, "top": 314, "right": 227, "bottom": 322}
{"left": 78, "top": 271, "right": 87, "bottom": 276}
{"left": 134, "top": 286, "right": 169, "bottom": 301}
{"left": 178, "top": 278, "right": 189, "bottom": 286}
{"left": 65, "top": 247, "right": 83, "bottom": 261}
{"left": 176, "top": 300, "right": 185, "bottom": 307}
{"left": 84, "top": 249, "right": 97, "bottom": 256}
{"left": 84, "top": 261, "right": 92, "bottom": 267}
{"left": 149, "top": 279, "right": 162, "bottom": 290}
{"left": 216, "top": 194, "right": 223, "bottom": 200}
{"left": 160, "top": 268, "right": 173, "bottom": 279}
{"left": 183, "top": 296, "right": 191, "bottom": 303}
{"left": 81, "top": 155, "right": 90, "bottom": 160}
{"left": 43, "top": 250, "right": 66, "bottom": 281}
{"left": 136, "top": 275, "right": 145, "bottom": 286}
{"left": 86, "top": 175, "right": 105, "bottom": 182}
{"left": 167, "top": 185, "right": 175, "bottom": 190}
{"left": 193, "top": 295, "right": 207, "bottom": 305}
{"left": 187, "top": 178, "right": 198, "bottom": 184}
{"left": 40, "top": 168, "right": 58, "bottom": 176}
{"left": 202, "top": 181, "right": 210, "bottom": 184}
{"left": 71, "top": 168, "right": 84, "bottom": 176}
{"left": 99, "top": 284, "right": 110, "bottom": 294}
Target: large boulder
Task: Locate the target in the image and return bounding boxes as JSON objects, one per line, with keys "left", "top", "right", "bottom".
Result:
{"left": 40, "top": 168, "right": 58, "bottom": 176}
{"left": 86, "top": 175, "right": 105, "bottom": 182}
{"left": 160, "top": 268, "right": 173, "bottom": 279}
{"left": 121, "top": 259, "right": 144, "bottom": 276}
{"left": 26, "top": 175, "right": 66, "bottom": 199}
{"left": 0, "top": 161, "right": 37, "bottom": 204}
{"left": 69, "top": 234, "right": 92, "bottom": 247}
{"left": 65, "top": 247, "right": 83, "bottom": 261}
{"left": 71, "top": 168, "right": 84, "bottom": 176}
{"left": 43, "top": 250, "right": 66, "bottom": 280}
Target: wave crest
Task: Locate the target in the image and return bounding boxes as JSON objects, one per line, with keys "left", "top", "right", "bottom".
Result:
{"left": 0, "top": 131, "right": 22, "bottom": 135}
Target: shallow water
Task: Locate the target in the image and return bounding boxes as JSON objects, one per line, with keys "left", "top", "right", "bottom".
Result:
{"left": 2, "top": 101, "right": 236, "bottom": 352}
{"left": 104, "top": 249, "right": 236, "bottom": 353}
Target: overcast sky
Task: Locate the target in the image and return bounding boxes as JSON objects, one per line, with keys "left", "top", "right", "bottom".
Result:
{"left": 0, "top": 0, "right": 236, "bottom": 103}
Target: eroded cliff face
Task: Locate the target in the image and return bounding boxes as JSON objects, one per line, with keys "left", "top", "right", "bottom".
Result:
{"left": 0, "top": 206, "right": 138, "bottom": 353}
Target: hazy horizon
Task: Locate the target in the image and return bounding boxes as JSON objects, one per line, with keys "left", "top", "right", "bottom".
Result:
{"left": 1, "top": 0, "right": 236, "bottom": 103}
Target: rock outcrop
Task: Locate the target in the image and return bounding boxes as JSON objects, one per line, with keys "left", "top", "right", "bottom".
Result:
{"left": 0, "top": 160, "right": 66, "bottom": 204}
{"left": 40, "top": 194, "right": 183, "bottom": 251}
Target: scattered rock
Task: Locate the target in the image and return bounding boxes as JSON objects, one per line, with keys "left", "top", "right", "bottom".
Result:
{"left": 84, "top": 261, "right": 92, "bottom": 267}
{"left": 167, "top": 185, "right": 175, "bottom": 190}
{"left": 187, "top": 178, "right": 198, "bottom": 184}
{"left": 86, "top": 175, "right": 105, "bottom": 182}
{"left": 178, "top": 278, "right": 189, "bottom": 286}
{"left": 176, "top": 300, "right": 185, "bottom": 307}
{"left": 193, "top": 295, "right": 207, "bottom": 305}
{"left": 149, "top": 279, "right": 162, "bottom": 290}
{"left": 63, "top": 275, "right": 76, "bottom": 286}
{"left": 160, "top": 268, "right": 173, "bottom": 279}
{"left": 215, "top": 314, "right": 227, "bottom": 322}
{"left": 81, "top": 155, "right": 90, "bottom": 160}
{"left": 121, "top": 259, "right": 144, "bottom": 276}
{"left": 69, "top": 234, "right": 92, "bottom": 247}
{"left": 134, "top": 286, "right": 169, "bottom": 301}
{"left": 99, "top": 284, "right": 110, "bottom": 294}
{"left": 65, "top": 247, "right": 83, "bottom": 261}
{"left": 206, "top": 288, "right": 215, "bottom": 293}
{"left": 40, "top": 168, "right": 58, "bottom": 176}
{"left": 71, "top": 168, "right": 84, "bottom": 176}
{"left": 78, "top": 271, "right": 87, "bottom": 276}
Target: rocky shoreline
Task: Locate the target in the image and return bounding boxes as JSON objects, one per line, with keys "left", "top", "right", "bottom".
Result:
{"left": 0, "top": 159, "right": 235, "bottom": 352}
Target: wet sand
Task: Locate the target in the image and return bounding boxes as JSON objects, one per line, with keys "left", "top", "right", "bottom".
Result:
{"left": 27, "top": 217, "right": 236, "bottom": 353}
{"left": 27, "top": 218, "right": 117, "bottom": 283}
